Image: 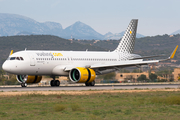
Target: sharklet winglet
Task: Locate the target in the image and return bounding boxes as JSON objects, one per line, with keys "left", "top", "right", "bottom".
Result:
{"left": 159, "top": 45, "right": 178, "bottom": 61}
{"left": 169, "top": 45, "right": 178, "bottom": 59}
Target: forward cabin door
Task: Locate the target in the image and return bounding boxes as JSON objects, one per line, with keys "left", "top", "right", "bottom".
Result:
{"left": 28, "top": 53, "right": 35, "bottom": 66}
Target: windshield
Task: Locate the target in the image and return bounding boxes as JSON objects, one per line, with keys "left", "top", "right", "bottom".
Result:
{"left": 7, "top": 57, "right": 24, "bottom": 61}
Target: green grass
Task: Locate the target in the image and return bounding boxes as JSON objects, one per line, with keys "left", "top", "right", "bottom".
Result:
{"left": 151, "top": 95, "right": 180, "bottom": 105}
{"left": 71, "top": 103, "right": 84, "bottom": 112}
{"left": 54, "top": 104, "right": 66, "bottom": 112}
{"left": 0, "top": 91, "right": 180, "bottom": 120}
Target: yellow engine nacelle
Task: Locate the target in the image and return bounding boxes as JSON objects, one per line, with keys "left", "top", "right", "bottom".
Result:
{"left": 69, "top": 67, "right": 96, "bottom": 83}
{"left": 16, "top": 75, "right": 42, "bottom": 83}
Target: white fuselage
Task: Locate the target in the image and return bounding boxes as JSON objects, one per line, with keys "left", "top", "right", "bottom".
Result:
{"left": 2, "top": 50, "right": 141, "bottom": 76}
{"left": 2, "top": 50, "right": 120, "bottom": 75}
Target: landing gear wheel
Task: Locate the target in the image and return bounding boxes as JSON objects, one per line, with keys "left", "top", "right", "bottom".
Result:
{"left": 85, "top": 81, "right": 95, "bottom": 86}
{"left": 55, "top": 80, "right": 60, "bottom": 86}
{"left": 89, "top": 81, "right": 95, "bottom": 86}
{"left": 50, "top": 80, "right": 60, "bottom": 87}
{"left": 85, "top": 82, "right": 90, "bottom": 86}
{"left": 50, "top": 80, "right": 55, "bottom": 87}
{"left": 21, "top": 83, "right": 27, "bottom": 87}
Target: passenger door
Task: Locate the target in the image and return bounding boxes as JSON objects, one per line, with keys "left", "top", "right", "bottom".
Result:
{"left": 28, "top": 53, "right": 35, "bottom": 66}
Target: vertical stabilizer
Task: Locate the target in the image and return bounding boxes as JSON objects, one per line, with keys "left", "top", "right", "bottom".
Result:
{"left": 114, "top": 19, "right": 138, "bottom": 53}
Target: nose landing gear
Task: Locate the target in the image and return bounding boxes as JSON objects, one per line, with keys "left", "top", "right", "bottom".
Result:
{"left": 21, "top": 83, "right": 27, "bottom": 87}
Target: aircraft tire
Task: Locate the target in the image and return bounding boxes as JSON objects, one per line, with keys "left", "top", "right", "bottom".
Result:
{"left": 55, "top": 80, "right": 60, "bottom": 86}
{"left": 50, "top": 80, "right": 55, "bottom": 87}
{"left": 85, "top": 82, "right": 90, "bottom": 86}
{"left": 21, "top": 83, "right": 27, "bottom": 87}
{"left": 90, "top": 81, "right": 95, "bottom": 86}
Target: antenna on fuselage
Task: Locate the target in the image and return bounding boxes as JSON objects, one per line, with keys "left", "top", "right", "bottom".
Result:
{"left": 25, "top": 48, "right": 27, "bottom": 51}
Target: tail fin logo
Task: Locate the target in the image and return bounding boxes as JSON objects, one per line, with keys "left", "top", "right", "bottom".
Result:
{"left": 114, "top": 19, "right": 138, "bottom": 54}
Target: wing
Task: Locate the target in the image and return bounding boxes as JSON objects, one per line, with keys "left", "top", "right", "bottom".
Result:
{"left": 63, "top": 60, "right": 159, "bottom": 73}
{"left": 92, "top": 45, "right": 178, "bottom": 69}
{"left": 64, "top": 45, "right": 178, "bottom": 74}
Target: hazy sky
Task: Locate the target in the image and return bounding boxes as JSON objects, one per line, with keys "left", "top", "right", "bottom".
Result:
{"left": 0, "top": 0, "right": 180, "bottom": 36}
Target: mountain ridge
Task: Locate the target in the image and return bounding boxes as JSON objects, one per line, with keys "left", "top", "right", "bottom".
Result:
{"left": 0, "top": 13, "right": 145, "bottom": 40}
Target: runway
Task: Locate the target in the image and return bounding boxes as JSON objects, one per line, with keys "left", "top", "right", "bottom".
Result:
{"left": 1, "top": 84, "right": 180, "bottom": 92}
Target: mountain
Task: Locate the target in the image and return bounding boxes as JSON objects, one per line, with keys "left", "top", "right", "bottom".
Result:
{"left": 171, "top": 29, "right": 180, "bottom": 35}
{"left": 0, "top": 13, "right": 145, "bottom": 40}
{"left": 62, "top": 21, "right": 104, "bottom": 39}
{"left": 16, "top": 31, "right": 34, "bottom": 36}
{"left": 104, "top": 31, "right": 145, "bottom": 40}
{"left": 0, "top": 13, "right": 63, "bottom": 36}
{"left": 43, "top": 21, "right": 63, "bottom": 35}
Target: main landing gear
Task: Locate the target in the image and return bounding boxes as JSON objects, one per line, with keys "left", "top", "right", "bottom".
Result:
{"left": 85, "top": 81, "right": 95, "bottom": 86}
{"left": 50, "top": 76, "right": 60, "bottom": 87}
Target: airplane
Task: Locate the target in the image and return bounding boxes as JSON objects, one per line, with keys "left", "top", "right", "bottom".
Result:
{"left": 2, "top": 19, "right": 178, "bottom": 87}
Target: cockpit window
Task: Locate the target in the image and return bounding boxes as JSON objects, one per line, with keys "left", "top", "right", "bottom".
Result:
{"left": 20, "top": 57, "right": 24, "bottom": 60}
{"left": 10, "top": 57, "right": 16, "bottom": 60}
{"left": 16, "top": 57, "right": 20, "bottom": 60}
{"left": 8, "top": 57, "right": 24, "bottom": 61}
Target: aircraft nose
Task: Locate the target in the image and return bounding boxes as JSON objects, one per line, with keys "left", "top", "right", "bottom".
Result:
{"left": 2, "top": 61, "right": 10, "bottom": 72}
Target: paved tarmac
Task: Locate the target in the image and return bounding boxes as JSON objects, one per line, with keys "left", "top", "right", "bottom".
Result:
{"left": 0, "top": 84, "right": 180, "bottom": 92}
